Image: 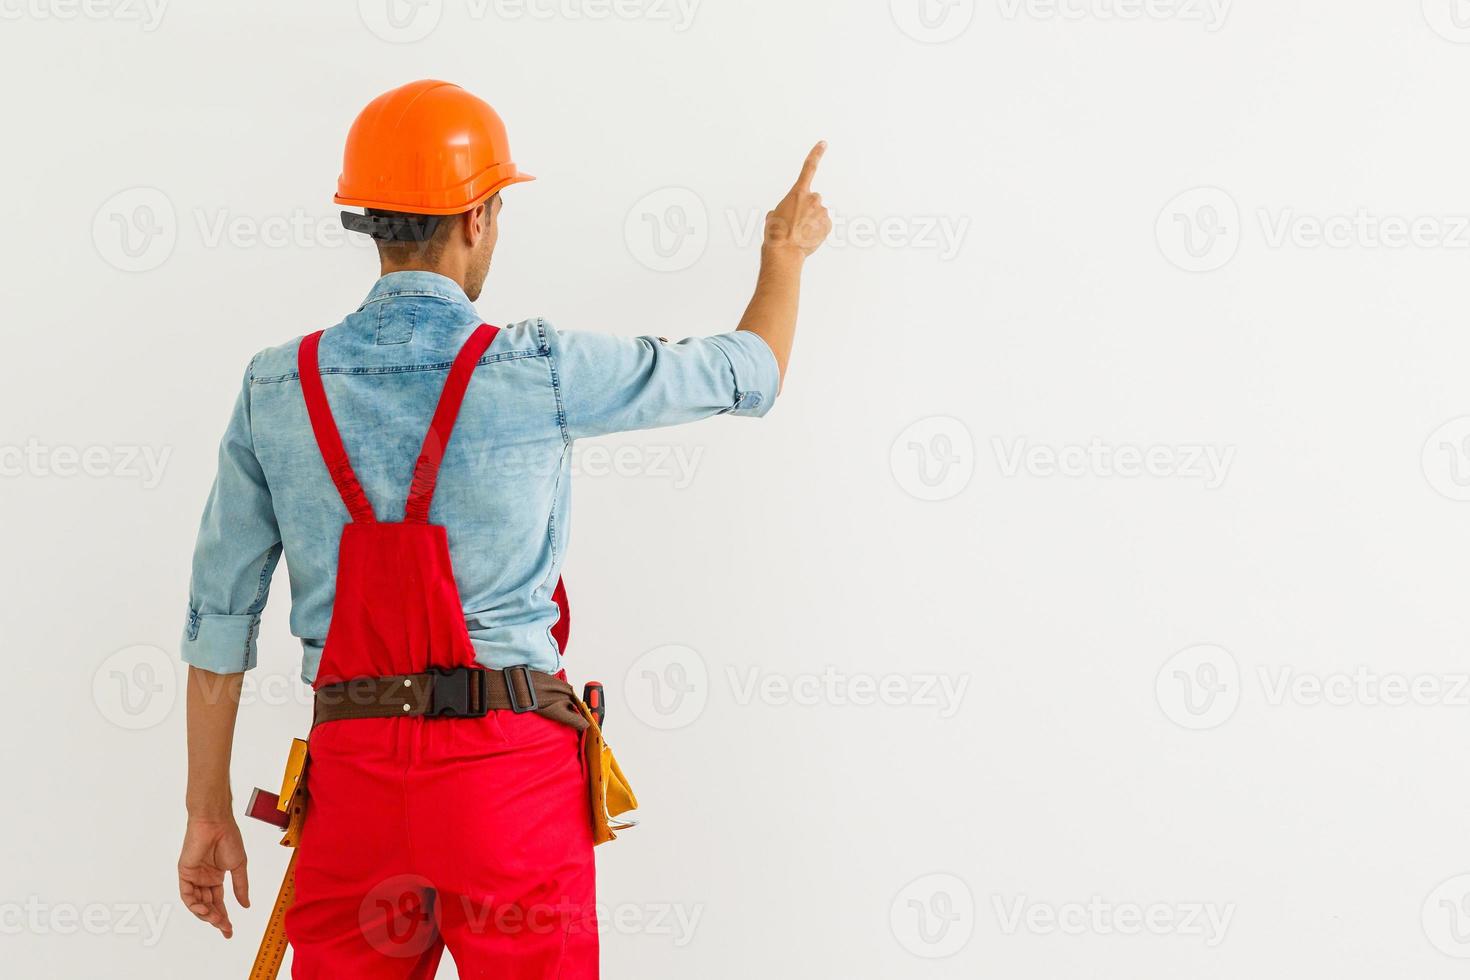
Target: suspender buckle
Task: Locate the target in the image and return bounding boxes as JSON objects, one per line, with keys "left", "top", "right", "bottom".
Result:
{"left": 504, "top": 665, "right": 540, "bottom": 714}
{"left": 426, "top": 667, "right": 489, "bottom": 718}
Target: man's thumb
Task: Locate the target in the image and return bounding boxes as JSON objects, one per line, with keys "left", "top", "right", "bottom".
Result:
{"left": 231, "top": 862, "right": 250, "bottom": 908}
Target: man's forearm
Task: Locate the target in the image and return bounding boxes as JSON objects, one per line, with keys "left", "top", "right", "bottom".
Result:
{"left": 737, "top": 246, "right": 806, "bottom": 386}
{"left": 185, "top": 667, "right": 244, "bottom": 820}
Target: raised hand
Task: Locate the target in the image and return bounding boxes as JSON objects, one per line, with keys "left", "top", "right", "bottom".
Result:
{"left": 764, "top": 141, "right": 833, "bottom": 258}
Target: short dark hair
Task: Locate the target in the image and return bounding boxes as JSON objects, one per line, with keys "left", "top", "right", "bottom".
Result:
{"left": 366, "top": 209, "right": 456, "bottom": 264}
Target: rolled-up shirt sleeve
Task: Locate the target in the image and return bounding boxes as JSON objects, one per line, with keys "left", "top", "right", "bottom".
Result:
{"left": 180, "top": 356, "right": 283, "bottom": 674}
{"left": 547, "top": 322, "right": 781, "bottom": 440}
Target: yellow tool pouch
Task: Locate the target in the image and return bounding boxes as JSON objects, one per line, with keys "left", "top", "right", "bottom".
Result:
{"left": 575, "top": 700, "right": 638, "bottom": 845}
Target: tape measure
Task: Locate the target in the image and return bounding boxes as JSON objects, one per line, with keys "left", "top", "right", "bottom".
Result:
{"left": 248, "top": 850, "right": 297, "bottom": 980}
{"left": 246, "top": 739, "right": 309, "bottom": 980}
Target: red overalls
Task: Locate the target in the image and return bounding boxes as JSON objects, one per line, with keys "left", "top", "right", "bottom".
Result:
{"left": 284, "top": 324, "right": 598, "bottom": 979}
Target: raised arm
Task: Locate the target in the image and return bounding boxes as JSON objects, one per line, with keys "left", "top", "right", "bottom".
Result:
{"left": 736, "top": 141, "right": 833, "bottom": 386}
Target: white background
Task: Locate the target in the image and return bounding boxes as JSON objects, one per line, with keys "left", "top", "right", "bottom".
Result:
{"left": 4, "top": 0, "right": 1470, "bottom": 976}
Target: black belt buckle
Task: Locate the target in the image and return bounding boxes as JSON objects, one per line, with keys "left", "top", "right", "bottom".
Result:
{"left": 504, "top": 665, "right": 539, "bottom": 714}
{"left": 427, "top": 667, "right": 489, "bottom": 718}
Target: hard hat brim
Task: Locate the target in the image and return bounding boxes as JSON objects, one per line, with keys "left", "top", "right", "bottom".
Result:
{"left": 334, "top": 171, "right": 535, "bottom": 216}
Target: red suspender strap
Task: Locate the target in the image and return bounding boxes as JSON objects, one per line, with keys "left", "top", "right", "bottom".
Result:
{"left": 404, "top": 323, "right": 501, "bottom": 523}
{"left": 298, "top": 331, "right": 377, "bottom": 524}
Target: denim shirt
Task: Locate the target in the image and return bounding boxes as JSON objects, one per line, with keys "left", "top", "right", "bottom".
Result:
{"left": 181, "top": 272, "right": 779, "bottom": 682}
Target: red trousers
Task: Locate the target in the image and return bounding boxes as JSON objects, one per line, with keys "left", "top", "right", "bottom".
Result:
{"left": 286, "top": 711, "right": 598, "bottom": 978}
{"left": 285, "top": 325, "right": 596, "bottom": 977}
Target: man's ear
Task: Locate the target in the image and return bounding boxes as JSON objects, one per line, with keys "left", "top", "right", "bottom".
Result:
{"left": 464, "top": 203, "right": 488, "bottom": 246}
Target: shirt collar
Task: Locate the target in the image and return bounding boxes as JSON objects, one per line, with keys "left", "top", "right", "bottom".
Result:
{"left": 357, "top": 271, "right": 477, "bottom": 314}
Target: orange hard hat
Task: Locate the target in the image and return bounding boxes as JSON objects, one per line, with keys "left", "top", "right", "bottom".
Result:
{"left": 335, "top": 79, "right": 534, "bottom": 216}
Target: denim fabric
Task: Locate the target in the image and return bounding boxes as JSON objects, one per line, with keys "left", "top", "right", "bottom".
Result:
{"left": 181, "top": 272, "right": 779, "bottom": 682}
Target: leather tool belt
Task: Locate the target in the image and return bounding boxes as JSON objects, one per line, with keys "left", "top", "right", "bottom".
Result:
{"left": 313, "top": 664, "right": 589, "bottom": 731}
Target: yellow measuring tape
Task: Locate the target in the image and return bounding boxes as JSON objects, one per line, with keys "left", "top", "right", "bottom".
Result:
{"left": 248, "top": 739, "right": 308, "bottom": 980}
{"left": 248, "top": 851, "right": 297, "bottom": 980}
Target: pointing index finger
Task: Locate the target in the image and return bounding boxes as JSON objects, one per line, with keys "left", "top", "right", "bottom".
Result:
{"left": 794, "top": 141, "right": 827, "bottom": 193}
